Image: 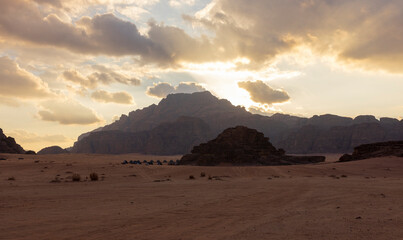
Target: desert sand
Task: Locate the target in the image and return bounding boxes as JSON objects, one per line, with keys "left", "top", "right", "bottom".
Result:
{"left": 0, "top": 153, "right": 402, "bottom": 240}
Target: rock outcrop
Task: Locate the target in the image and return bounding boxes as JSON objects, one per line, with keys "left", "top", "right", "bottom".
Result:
{"left": 0, "top": 128, "right": 25, "bottom": 154}
{"left": 180, "top": 126, "right": 325, "bottom": 166}
{"left": 38, "top": 146, "right": 69, "bottom": 155}
{"left": 339, "top": 141, "right": 403, "bottom": 162}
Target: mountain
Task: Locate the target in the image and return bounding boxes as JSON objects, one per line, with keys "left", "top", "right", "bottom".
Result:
{"left": 71, "top": 91, "right": 403, "bottom": 155}
{"left": 0, "top": 128, "right": 25, "bottom": 154}
{"left": 72, "top": 116, "right": 213, "bottom": 155}
{"left": 180, "top": 126, "right": 325, "bottom": 166}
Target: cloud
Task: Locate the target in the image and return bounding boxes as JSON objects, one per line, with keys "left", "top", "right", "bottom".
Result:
{"left": 0, "top": 0, "right": 216, "bottom": 66}
{"left": 0, "top": 1, "right": 164, "bottom": 58}
{"left": 146, "top": 82, "right": 175, "bottom": 98}
{"left": 186, "top": 0, "right": 403, "bottom": 72}
{"left": 91, "top": 90, "right": 134, "bottom": 104}
{"left": 62, "top": 65, "right": 141, "bottom": 89}
{"left": 146, "top": 82, "right": 206, "bottom": 98}
{"left": 8, "top": 129, "right": 71, "bottom": 144}
{"left": 0, "top": 56, "right": 53, "bottom": 99}
{"left": 169, "top": 0, "right": 195, "bottom": 7}
{"left": 238, "top": 80, "right": 290, "bottom": 105}
{"left": 3, "top": 0, "right": 403, "bottom": 73}
{"left": 62, "top": 70, "right": 97, "bottom": 89}
{"left": 38, "top": 99, "right": 102, "bottom": 125}
{"left": 89, "top": 65, "right": 141, "bottom": 86}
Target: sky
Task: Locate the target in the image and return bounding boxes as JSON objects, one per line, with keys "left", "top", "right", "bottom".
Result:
{"left": 1, "top": 0, "right": 403, "bottom": 151}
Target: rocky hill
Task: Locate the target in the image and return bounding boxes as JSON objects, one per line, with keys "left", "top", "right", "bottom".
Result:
{"left": 0, "top": 128, "right": 25, "bottom": 154}
{"left": 71, "top": 91, "right": 403, "bottom": 155}
{"left": 339, "top": 141, "right": 403, "bottom": 162}
{"left": 180, "top": 126, "right": 325, "bottom": 166}
{"left": 38, "top": 146, "right": 69, "bottom": 155}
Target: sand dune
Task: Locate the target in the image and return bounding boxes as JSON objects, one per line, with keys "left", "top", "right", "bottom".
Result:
{"left": 0, "top": 154, "right": 402, "bottom": 240}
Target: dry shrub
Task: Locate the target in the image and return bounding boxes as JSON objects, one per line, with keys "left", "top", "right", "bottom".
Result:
{"left": 200, "top": 172, "right": 206, "bottom": 177}
{"left": 90, "top": 172, "right": 98, "bottom": 181}
{"left": 72, "top": 173, "right": 81, "bottom": 182}
{"left": 188, "top": 175, "right": 195, "bottom": 180}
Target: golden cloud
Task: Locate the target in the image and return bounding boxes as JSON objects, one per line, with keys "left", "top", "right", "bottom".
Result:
{"left": 146, "top": 82, "right": 206, "bottom": 98}
{"left": 0, "top": 56, "right": 53, "bottom": 99}
{"left": 38, "top": 99, "right": 102, "bottom": 125}
{"left": 238, "top": 80, "right": 290, "bottom": 105}
{"left": 91, "top": 90, "right": 134, "bottom": 104}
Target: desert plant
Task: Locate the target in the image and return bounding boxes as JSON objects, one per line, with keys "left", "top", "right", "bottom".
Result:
{"left": 189, "top": 175, "right": 195, "bottom": 180}
{"left": 72, "top": 173, "right": 81, "bottom": 182}
{"left": 8, "top": 177, "right": 15, "bottom": 181}
{"left": 200, "top": 172, "right": 206, "bottom": 177}
{"left": 90, "top": 173, "right": 98, "bottom": 181}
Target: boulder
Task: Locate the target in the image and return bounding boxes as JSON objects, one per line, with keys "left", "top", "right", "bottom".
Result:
{"left": 180, "top": 126, "right": 325, "bottom": 166}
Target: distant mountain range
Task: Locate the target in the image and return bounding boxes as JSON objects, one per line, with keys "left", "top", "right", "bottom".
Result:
{"left": 71, "top": 91, "right": 403, "bottom": 155}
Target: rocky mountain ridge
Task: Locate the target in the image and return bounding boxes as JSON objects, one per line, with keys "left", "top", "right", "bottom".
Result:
{"left": 71, "top": 91, "right": 403, "bottom": 155}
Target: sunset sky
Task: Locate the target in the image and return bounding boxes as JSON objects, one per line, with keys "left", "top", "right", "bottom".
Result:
{"left": 1, "top": 0, "right": 403, "bottom": 151}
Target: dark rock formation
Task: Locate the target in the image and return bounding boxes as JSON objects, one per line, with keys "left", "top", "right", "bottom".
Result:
{"left": 38, "top": 146, "right": 69, "bottom": 155}
{"left": 339, "top": 141, "right": 403, "bottom": 162}
{"left": 72, "top": 91, "right": 403, "bottom": 155}
{"left": 0, "top": 128, "right": 25, "bottom": 154}
{"left": 180, "top": 126, "right": 325, "bottom": 166}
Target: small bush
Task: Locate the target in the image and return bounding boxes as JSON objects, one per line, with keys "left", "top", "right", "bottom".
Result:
{"left": 90, "top": 173, "right": 98, "bottom": 181}
{"left": 200, "top": 172, "right": 206, "bottom": 177}
{"left": 50, "top": 176, "right": 61, "bottom": 183}
{"left": 72, "top": 173, "right": 81, "bottom": 182}
{"left": 189, "top": 175, "right": 195, "bottom": 180}
{"left": 8, "top": 177, "right": 15, "bottom": 181}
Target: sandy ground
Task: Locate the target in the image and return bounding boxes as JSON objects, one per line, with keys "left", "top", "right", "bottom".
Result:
{"left": 0, "top": 153, "right": 402, "bottom": 240}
